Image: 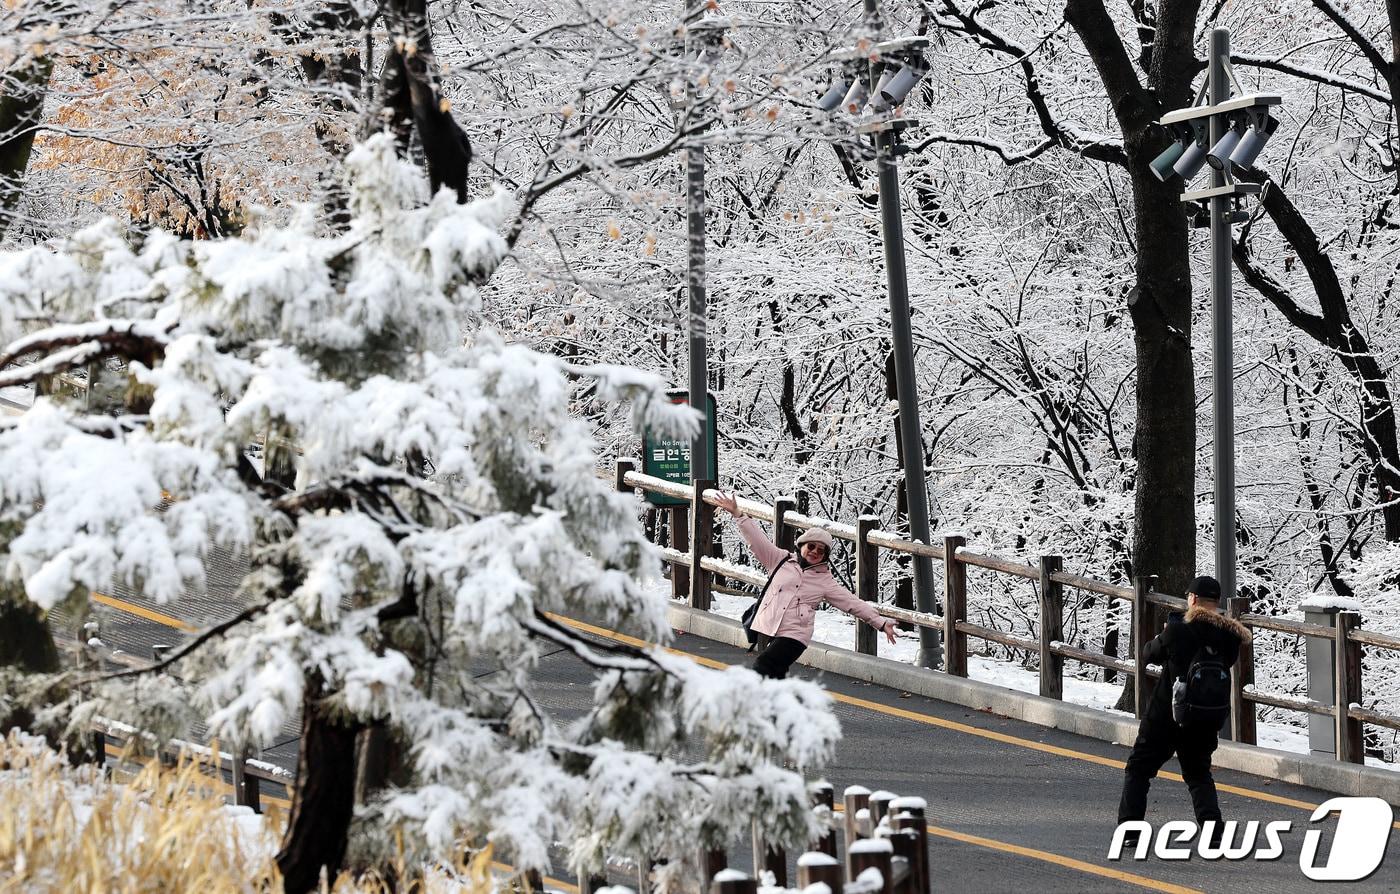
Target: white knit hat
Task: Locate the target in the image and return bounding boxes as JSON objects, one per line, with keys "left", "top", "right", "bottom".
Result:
{"left": 795, "top": 528, "right": 833, "bottom": 550}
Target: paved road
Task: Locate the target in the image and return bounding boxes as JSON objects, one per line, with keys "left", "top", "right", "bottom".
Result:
{"left": 72, "top": 593, "right": 1400, "bottom": 893}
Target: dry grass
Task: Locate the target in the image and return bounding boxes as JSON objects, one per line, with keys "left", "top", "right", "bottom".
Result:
{"left": 0, "top": 731, "right": 495, "bottom": 894}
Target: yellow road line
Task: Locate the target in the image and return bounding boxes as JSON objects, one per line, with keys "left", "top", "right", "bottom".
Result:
{"left": 92, "top": 591, "right": 197, "bottom": 633}
{"left": 925, "top": 823, "right": 1201, "bottom": 894}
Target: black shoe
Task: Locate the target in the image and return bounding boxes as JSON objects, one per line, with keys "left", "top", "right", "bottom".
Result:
{"left": 1203, "top": 820, "right": 1225, "bottom": 849}
{"left": 1118, "top": 830, "right": 1141, "bottom": 855}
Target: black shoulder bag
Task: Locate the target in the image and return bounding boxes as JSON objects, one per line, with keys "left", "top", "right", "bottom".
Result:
{"left": 741, "top": 555, "right": 791, "bottom": 650}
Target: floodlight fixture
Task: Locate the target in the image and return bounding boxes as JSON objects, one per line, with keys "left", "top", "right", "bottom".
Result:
{"left": 841, "top": 79, "right": 868, "bottom": 114}
{"left": 865, "top": 65, "right": 899, "bottom": 113}
{"left": 1148, "top": 134, "right": 1181, "bottom": 181}
{"left": 1206, "top": 115, "right": 1247, "bottom": 170}
{"left": 1229, "top": 109, "right": 1280, "bottom": 171}
{"left": 817, "top": 75, "right": 852, "bottom": 111}
{"left": 877, "top": 56, "right": 930, "bottom": 108}
{"left": 1172, "top": 119, "right": 1211, "bottom": 180}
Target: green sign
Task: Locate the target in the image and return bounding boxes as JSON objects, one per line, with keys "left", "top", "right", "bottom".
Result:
{"left": 642, "top": 390, "right": 718, "bottom": 506}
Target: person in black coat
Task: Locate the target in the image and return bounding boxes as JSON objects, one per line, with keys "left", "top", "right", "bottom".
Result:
{"left": 1117, "top": 575, "right": 1252, "bottom": 834}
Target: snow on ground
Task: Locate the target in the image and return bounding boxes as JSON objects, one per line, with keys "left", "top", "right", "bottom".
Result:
{"left": 680, "top": 586, "right": 1393, "bottom": 772}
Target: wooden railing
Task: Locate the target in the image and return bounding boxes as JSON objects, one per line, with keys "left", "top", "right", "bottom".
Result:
{"left": 694, "top": 783, "right": 928, "bottom": 894}
{"left": 92, "top": 718, "right": 293, "bottom": 813}
{"left": 616, "top": 461, "right": 1400, "bottom": 765}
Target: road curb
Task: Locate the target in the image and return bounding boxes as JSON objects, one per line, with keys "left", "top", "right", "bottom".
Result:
{"left": 666, "top": 603, "right": 1400, "bottom": 805}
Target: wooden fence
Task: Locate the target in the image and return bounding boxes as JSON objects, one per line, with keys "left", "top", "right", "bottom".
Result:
{"left": 92, "top": 718, "right": 293, "bottom": 813}
{"left": 615, "top": 461, "right": 1400, "bottom": 765}
{"left": 695, "top": 782, "right": 928, "bottom": 894}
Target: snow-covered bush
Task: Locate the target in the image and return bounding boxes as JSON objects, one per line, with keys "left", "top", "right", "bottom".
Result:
{"left": 0, "top": 135, "right": 841, "bottom": 890}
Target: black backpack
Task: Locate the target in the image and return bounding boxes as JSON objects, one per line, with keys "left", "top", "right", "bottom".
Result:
{"left": 741, "top": 556, "right": 791, "bottom": 650}
{"left": 1171, "top": 633, "right": 1231, "bottom": 727}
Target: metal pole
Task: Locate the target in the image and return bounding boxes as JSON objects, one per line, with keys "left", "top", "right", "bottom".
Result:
{"left": 876, "top": 127, "right": 941, "bottom": 669}
{"left": 1209, "top": 28, "right": 1236, "bottom": 603}
{"left": 859, "top": 0, "right": 939, "bottom": 667}
{"left": 687, "top": 141, "right": 709, "bottom": 485}
{"left": 684, "top": 9, "right": 709, "bottom": 487}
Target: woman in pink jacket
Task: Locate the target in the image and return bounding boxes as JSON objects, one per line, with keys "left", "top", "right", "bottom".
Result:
{"left": 715, "top": 492, "right": 897, "bottom": 679}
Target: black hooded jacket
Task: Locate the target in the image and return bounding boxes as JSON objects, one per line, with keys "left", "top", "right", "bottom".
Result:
{"left": 1142, "top": 605, "right": 1252, "bottom": 726}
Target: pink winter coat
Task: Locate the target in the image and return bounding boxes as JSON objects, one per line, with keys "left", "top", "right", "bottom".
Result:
{"left": 736, "top": 516, "right": 888, "bottom": 646}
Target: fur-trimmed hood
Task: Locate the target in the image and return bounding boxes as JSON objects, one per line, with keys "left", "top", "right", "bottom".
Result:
{"left": 1185, "top": 605, "right": 1252, "bottom": 644}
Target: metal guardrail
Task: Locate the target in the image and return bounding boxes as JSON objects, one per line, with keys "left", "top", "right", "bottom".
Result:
{"left": 616, "top": 461, "right": 1400, "bottom": 764}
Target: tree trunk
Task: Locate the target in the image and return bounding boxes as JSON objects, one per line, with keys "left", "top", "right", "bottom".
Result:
{"left": 1065, "top": 0, "right": 1201, "bottom": 602}
{"left": 277, "top": 690, "right": 363, "bottom": 894}
{"left": 0, "top": 599, "right": 59, "bottom": 673}
{"left": 0, "top": 55, "right": 53, "bottom": 239}
{"left": 378, "top": 0, "right": 473, "bottom": 203}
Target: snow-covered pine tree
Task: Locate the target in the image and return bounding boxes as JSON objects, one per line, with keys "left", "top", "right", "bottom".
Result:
{"left": 0, "top": 135, "right": 840, "bottom": 892}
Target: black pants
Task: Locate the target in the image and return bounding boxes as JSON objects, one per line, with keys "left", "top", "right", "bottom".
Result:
{"left": 752, "top": 636, "right": 807, "bottom": 680}
{"left": 1118, "top": 717, "right": 1223, "bottom": 826}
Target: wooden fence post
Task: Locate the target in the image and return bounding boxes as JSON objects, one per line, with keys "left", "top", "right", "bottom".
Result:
{"left": 868, "top": 790, "right": 894, "bottom": 829}
{"left": 700, "top": 847, "right": 727, "bottom": 889}
{"left": 91, "top": 729, "right": 107, "bottom": 774}
{"left": 750, "top": 818, "right": 786, "bottom": 887}
{"left": 1226, "top": 596, "right": 1256, "bottom": 745}
{"left": 710, "top": 872, "right": 757, "bottom": 894}
{"left": 943, "top": 535, "right": 967, "bottom": 677}
{"left": 1336, "top": 611, "right": 1364, "bottom": 763}
{"left": 1132, "top": 576, "right": 1156, "bottom": 719}
{"left": 847, "top": 839, "right": 893, "bottom": 894}
{"left": 843, "top": 785, "right": 871, "bottom": 848}
{"left": 890, "top": 797, "right": 928, "bottom": 894}
{"left": 615, "top": 459, "right": 637, "bottom": 494}
{"left": 690, "top": 479, "right": 716, "bottom": 611}
{"left": 1039, "top": 555, "right": 1063, "bottom": 700}
{"left": 888, "top": 834, "right": 919, "bottom": 894}
{"left": 798, "top": 853, "right": 843, "bottom": 894}
{"left": 774, "top": 495, "right": 798, "bottom": 552}
{"left": 232, "top": 747, "right": 260, "bottom": 813}
{"left": 856, "top": 516, "right": 880, "bottom": 657}
{"left": 812, "top": 781, "right": 837, "bottom": 857}
{"left": 670, "top": 506, "right": 689, "bottom": 600}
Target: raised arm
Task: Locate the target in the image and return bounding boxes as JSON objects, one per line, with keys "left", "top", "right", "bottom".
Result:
{"left": 713, "top": 491, "right": 788, "bottom": 572}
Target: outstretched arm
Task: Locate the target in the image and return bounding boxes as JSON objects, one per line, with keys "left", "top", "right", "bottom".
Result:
{"left": 714, "top": 491, "right": 788, "bottom": 572}
{"left": 823, "top": 586, "right": 897, "bottom": 644}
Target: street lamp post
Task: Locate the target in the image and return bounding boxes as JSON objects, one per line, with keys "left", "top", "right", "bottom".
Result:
{"left": 683, "top": 16, "right": 725, "bottom": 487}
{"left": 686, "top": 122, "right": 709, "bottom": 486}
{"left": 864, "top": 117, "right": 941, "bottom": 669}
{"left": 817, "top": 26, "right": 942, "bottom": 667}
{"left": 1150, "top": 27, "right": 1282, "bottom": 601}
{"left": 1207, "top": 29, "right": 1236, "bottom": 607}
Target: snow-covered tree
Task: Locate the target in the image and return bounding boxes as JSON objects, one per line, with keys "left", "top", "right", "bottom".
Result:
{"left": 0, "top": 135, "right": 840, "bottom": 892}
